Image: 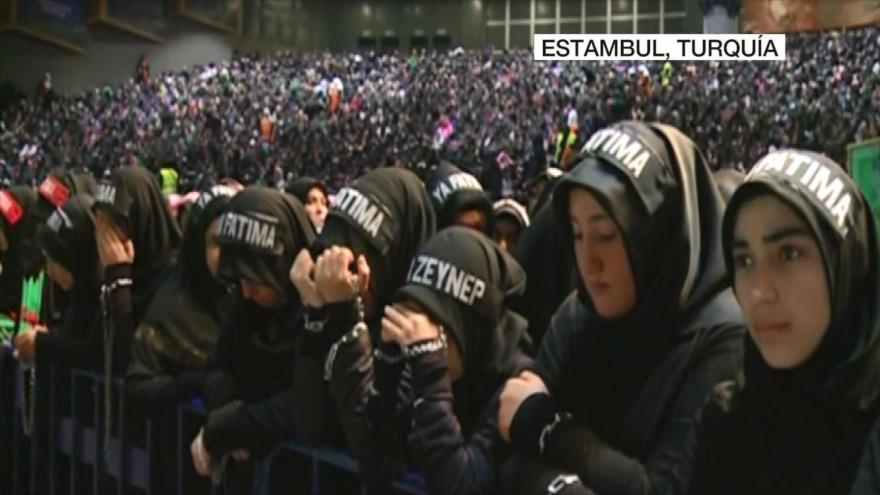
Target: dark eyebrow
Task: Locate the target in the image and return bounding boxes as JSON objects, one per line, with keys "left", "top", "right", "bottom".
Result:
{"left": 763, "top": 226, "right": 811, "bottom": 244}
{"left": 732, "top": 226, "right": 811, "bottom": 249}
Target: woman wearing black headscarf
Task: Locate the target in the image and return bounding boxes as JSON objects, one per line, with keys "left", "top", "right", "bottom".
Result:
{"left": 13, "top": 195, "right": 101, "bottom": 368}
{"left": 679, "top": 150, "right": 880, "bottom": 494}
{"left": 31, "top": 169, "right": 98, "bottom": 325}
{"left": 10, "top": 195, "right": 102, "bottom": 495}
{"left": 18, "top": 169, "right": 98, "bottom": 280}
{"left": 496, "top": 122, "right": 746, "bottom": 494}
{"left": 286, "top": 176, "right": 328, "bottom": 234}
{"left": 126, "top": 185, "right": 237, "bottom": 409}
{"left": 33, "top": 168, "right": 98, "bottom": 225}
{"left": 425, "top": 162, "right": 494, "bottom": 233}
{"left": 493, "top": 198, "right": 530, "bottom": 255}
{"left": 514, "top": 167, "right": 572, "bottom": 347}
{"left": 356, "top": 227, "right": 532, "bottom": 493}
{"left": 289, "top": 168, "right": 436, "bottom": 485}
{"left": 92, "top": 165, "right": 180, "bottom": 376}
{"left": 190, "top": 187, "right": 315, "bottom": 491}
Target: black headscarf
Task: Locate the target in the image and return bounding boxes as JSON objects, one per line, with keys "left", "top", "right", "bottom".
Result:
{"left": 26, "top": 169, "right": 97, "bottom": 276}
{"left": 526, "top": 166, "right": 564, "bottom": 215}
{"left": 318, "top": 168, "right": 436, "bottom": 311}
{"left": 396, "top": 227, "right": 528, "bottom": 378}
{"left": 286, "top": 176, "right": 327, "bottom": 205}
{"left": 36, "top": 195, "right": 100, "bottom": 332}
{"left": 493, "top": 198, "right": 530, "bottom": 231}
{"left": 93, "top": 166, "right": 181, "bottom": 288}
{"left": 552, "top": 121, "right": 729, "bottom": 339}
{"left": 34, "top": 168, "right": 98, "bottom": 223}
{"left": 718, "top": 149, "right": 880, "bottom": 492}
{"left": 178, "top": 186, "right": 236, "bottom": 302}
{"left": 425, "top": 162, "right": 493, "bottom": 233}
{"left": 217, "top": 186, "right": 315, "bottom": 300}
{"left": 713, "top": 167, "right": 745, "bottom": 203}
{"left": 0, "top": 186, "right": 39, "bottom": 316}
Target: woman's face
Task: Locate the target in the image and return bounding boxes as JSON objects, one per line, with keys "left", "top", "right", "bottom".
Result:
{"left": 204, "top": 217, "right": 222, "bottom": 280}
{"left": 731, "top": 194, "right": 831, "bottom": 369}
{"left": 568, "top": 188, "right": 637, "bottom": 319}
{"left": 494, "top": 216, "right": 521, "bottom": 255}
{"left": 45, "top": 255, "right": 73, "bottom": 291}
{"left": 304, "top": 187, "right": 328, "bottom": 231}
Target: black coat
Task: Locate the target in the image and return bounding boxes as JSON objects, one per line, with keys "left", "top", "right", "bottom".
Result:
{"left": 506, "top": 290, "right": 743, "bottom": 495}
{"left": 506, "top": 122, "right": 746, "bottom": 495}
{"left": 678, "top": 149, "right": 880, "bottom": 495}
{"left": 852, "top": 417, "right": 880, "bottom": 494}
{"left": 201, "top": 300, "right": 300, "bottom": 458}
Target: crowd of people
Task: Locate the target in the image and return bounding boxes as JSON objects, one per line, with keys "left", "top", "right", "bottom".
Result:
{"left": 1, "top": 24, "right": 879, "bottom": 495}
{"left": 1, "top": 26, "right": 878, "bottom": 200}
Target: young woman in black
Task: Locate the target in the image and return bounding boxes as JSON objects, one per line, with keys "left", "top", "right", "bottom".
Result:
{"left": 680, "top": 150, "right": 880, "bottom": 494}
{"left": 358, "top": 226, "right": 533, "bottom": 494}
{"left": 126, "top": 185, "right": 237, "bottom": 409}
{"left": 189, "top": 186, "right": 315, "bottom": 492}
{"left": 497, "top": 122, "right": 746, "bottom": 495}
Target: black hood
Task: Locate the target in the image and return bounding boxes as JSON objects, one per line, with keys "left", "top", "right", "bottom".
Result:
{"left": 0, "top": 186, "right": 40, "bottom": 314}
{"left": 179, "top": 186, "right": 236, "bottom": 303}
{"left": 722, "top": 149, "right": 880, "bottom": 408}
{"left": 34, "top": 168, "right": 98, "bottom": 224}
{"left": 720, "top": 150, "right": 880, "bottom": 493}
{"left": 713, "top": 168, "right": 745, "bottom": 203}
{"left": 286, "top": 176, "right": 326, "bottom": 205}
{"left": 28, "top": 170, "right": 97, "bottom": 276}
{"left": 527, "top": 167, "right": 564, "bottom": 215}
{"left": 139, "top": 186, "right": 238, "bottom": 366}
{"left": 318, "top": 168, "right": 436, "bottom": 309}
{"left": 93, "top": 166, "right": 181, "bottom": 285}
{"left": 36, "top": 195, "right": 101, "bottom": 336}
{"left": 37, "top": 195, "right": 98, "bottom": 282}
{"left": 217, "top": 187, "right": 315, "bottom": 299}
{"left": 426, "top": 162, "right": 493, "bottom": 233}
{"left": 396, "top": 226, "right": 528, "bottom": 378}
{"left": 552, "top": 121, "right": 729, "bottom": 337}
{"left": 493, "top": 198, "right": 530, "bottom": 230}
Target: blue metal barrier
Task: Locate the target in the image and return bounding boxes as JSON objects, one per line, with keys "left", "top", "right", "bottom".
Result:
{"left": 1, "top": 349, "right": 428, "bottom": 495}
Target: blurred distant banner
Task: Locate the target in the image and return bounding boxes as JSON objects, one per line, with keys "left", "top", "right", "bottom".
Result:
{"left": 848, "top": 138, "right": 880, "bottom": 229}
{"left": 19, "top": 0, "right": 84, "bottom": 24}
{"left": 741, "top": 0, "right": 880, "bottom": 32}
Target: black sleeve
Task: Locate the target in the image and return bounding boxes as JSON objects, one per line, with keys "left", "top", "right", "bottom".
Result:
{"left": 678, "top": 394, "right": 730, "bottom": 495}
{"left": 530, "top": 305, "right": 579, "bottom": 395}
{"left": 403, "top": 350, "right": 503, "bottom": 495}
{"left": 291, "top": 301, "right": 362, "bottom": 446}
{"left": 511, "top": 324, "right": 744, "bottom": 495}
{"left": 125, "top": 325, "right": 204, "bottom": 411}
{"left": 292, "top": 339, "right": 343, "bottom": 445}
{"left": 201, "top": 387, "right": 298, "bottom": 458}
{"left": 326, "top": 323, "right": 377, "bottom": 461}
{"left": 497, "top": 454, "right": 596, "bottom": 495}
{"left": 103, "top": 263, "right": 136, "bottom": 373}
{"left": 202, "top": 316, "right": 241, "bottom": 410}
{"left": 35, "top": 328, "right": 101, "bottom": 371}
{"left": 321, "top": 301, "right": 392, "bottom": 489}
